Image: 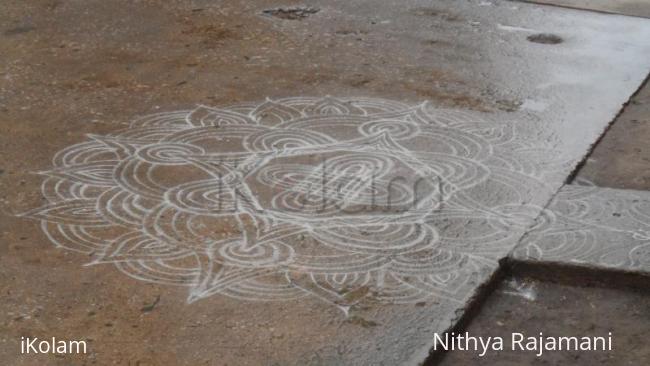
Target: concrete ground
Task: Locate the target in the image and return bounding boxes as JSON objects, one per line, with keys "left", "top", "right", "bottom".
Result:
{"left": 573, "top": 78, "right": 650, "bottom": 190}
{"left": 516, "top": 0, "right": 650, "bottom": 18}
{"left": 439, "top": 275, "right": 650, "bottom": 365}
{"left": 445, "top": 3, "right": 650, "bottom": 364}
{"left": 1, "top": 0, "right": 650, "bottom": 365}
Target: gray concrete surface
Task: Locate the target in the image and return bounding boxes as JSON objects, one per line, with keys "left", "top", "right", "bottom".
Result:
{"left": 513, "top": 0, "right": 650, "bottom": 18}
{"left": 513, "top": 184, "right": 650, "bottom": 274}
{"left": 440, "top": 276, "right": 650, "bottom": 364}
{"left": 574, "top": 78, "right": 650, "bottom": 190}
{"left": 2, "top": 0, "right": 650, "bottom": 365}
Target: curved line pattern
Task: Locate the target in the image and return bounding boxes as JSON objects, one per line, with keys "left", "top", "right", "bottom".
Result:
{"left": 22, "top": 97, "right": 567, "bottom": 307}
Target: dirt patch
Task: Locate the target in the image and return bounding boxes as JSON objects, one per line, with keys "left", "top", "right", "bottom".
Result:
{"left": 262, "top": 7, "right": 320, "bottom": 20}
{"left": 496, "top": 99, "right": 523, "bottom": 112}
{"left": 347, "top": 74, "right": 373, "bottom": 88}
{"left": 527, "top": 33, "right": 564, "bottom": 44}
{"left": 181, "top": 24, "right": 240, "bottom": 47}
{"left": 3, "top": 25, "right": 35, "bottom": 36}
{"left": 411, "top": 7, "right": 462, "bottom": 21}
{"left": 409, "top": 87, "right": 491, "bottom": 111}
{"left": 335, "top": 29, "right": 369, "bottom": 36}
{"left": 422, "top": 39, "right": 455, "bottom": 47}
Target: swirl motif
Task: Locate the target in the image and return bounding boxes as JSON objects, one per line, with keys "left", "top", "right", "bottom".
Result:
{"left": 21, "top": 97, "right": 564, "bottom": 309}
{"left": 513, "top": 185, "right": 650, "bottom": 271}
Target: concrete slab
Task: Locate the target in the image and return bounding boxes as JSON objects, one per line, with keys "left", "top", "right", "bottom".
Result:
{"left": 2, "top": 0, "right": 650, "bottom": 365}
{"left": 512, "top": 0, "right": 650, "bottom": 18}
{"left": 512, "top": 184, "right": 650, "bottom": 274}
{"left": 440, "top": 275, "right": 650, "bottom": 364}
{"left": 573, "top": 78, "right": 650, "bottom": 190}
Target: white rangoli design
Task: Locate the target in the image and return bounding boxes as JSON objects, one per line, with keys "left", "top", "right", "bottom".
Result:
{"left": 514, "top": 184, "right": 650, "bottom": 270}
{"left": 22, "top": 97, "right": 568, "bottom": 310}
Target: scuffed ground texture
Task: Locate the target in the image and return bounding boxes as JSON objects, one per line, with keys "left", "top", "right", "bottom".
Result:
{"left": 2, "top": 0, "right": 650, "bottom": 365}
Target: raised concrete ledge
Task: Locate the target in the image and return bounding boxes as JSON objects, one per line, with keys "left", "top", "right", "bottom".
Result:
{"left": 512, "top": 185, "right": 650, "bottom": 275}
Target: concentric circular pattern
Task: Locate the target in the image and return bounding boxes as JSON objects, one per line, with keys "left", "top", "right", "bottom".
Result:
{"left": 23, "top": 97, "right": 564, "bottom": 307}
